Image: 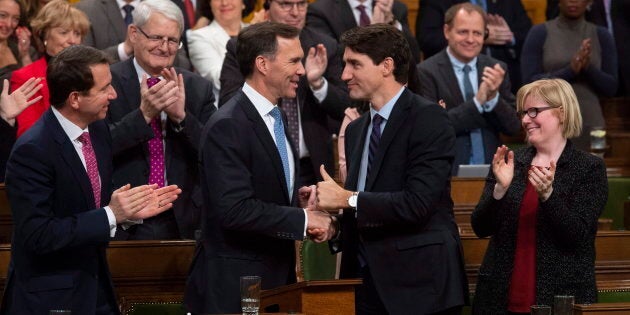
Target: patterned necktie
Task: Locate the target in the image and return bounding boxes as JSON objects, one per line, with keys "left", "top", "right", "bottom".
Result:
{"left": 270, "top": 107, "right": 291, "bottom": 194}
{"left": 463, "top": 65, "right": 485, "bottom": 164}
{"left": 367, "top": 114, "right": 383, "bottom": 179}
{"left": 122, "top": 4, "right": 134, "bottom": 26}
{"left": 281, "top": 98, "right": 299, "bottom": 156}
{"left": 78, "top": 132, "right": 101, "bottom": 208}
{"left": 356, "top": 4, "right": 370, "bottom": 27}
{"left": 147, "top": 77, "right": 165, "bottom": 187}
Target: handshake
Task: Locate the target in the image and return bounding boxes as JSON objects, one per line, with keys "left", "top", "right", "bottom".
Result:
{"left": 298, "top": 165, "right": 353, "bottom": 243}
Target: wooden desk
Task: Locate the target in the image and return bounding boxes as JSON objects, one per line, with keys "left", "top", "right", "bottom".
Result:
{"left": 575, "top": 302, "right": 630, "bottom": 314}
{"left": 261, "top": 279, "right": 362, "bottom": 315}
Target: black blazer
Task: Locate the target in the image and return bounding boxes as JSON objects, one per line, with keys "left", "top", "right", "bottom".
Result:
{"left": 471, "top": 141, "right": 607, "bottom": 313}
{"left": 219, "top": 27, "right": 349, "bottom": 182}
{"left": 416, "top": 0, "right": 532, "bottom": 89}
{"left": 340, "top": 88, "right": 469, "bottom": 314}
{"left": 2, "top": 110, "right": 118, "bottom": 314}
{"left": 0, "top": 119, "right": 15, "bottom": 182}
{"left": 184, "top": 90, "right": 306, "bottom": 314}
{"left": 416, "top": 50, "right": 520, "bottom": 174}
{"left": 306, "top": 0, "right": 420, "bottom": 60}
{"left": 107, "top": 58, "right": 216, "bottom": 239}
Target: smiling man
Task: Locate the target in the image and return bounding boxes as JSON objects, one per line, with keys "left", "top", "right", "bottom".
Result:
{"left": 106, "top": 0, "right": 216, "bottom": 240}
{"left": 184, "top": 22, "right": 334, "bottom": 314}
{"left": 315, "top": 24, "right": 468, "bottom": 315}
{"left": 416, "top": 3, "right": 520, "bottom": 175}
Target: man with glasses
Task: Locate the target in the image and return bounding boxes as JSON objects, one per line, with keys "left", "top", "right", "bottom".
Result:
{"left": 107, "top": 0, "right": 216, "bottom": 240}
{"left": 219, "top": 0, "right": 349, "bottom": 186}
{"left": 416, "top": 3, "right": 519, "bottom": 175}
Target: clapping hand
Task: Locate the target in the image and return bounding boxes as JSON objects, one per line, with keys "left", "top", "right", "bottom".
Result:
{"left": 529, "top": 161, "right": 556, "bottom": 202}
{"left": 492, "top": 145, "right": 514, "bottom": 199}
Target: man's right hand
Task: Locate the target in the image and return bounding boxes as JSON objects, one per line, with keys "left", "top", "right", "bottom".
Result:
{"left": 139, "top": 74, "right": 180, "bottom": 123}
{"left": 109, "top": 184, "right": 182, "bottom": 223}
{"left": 306, "top": 208, "right": 334, "bottom": 243}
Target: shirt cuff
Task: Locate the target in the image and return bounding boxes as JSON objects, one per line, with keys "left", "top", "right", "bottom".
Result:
{"left": 104, "top": 206, "right": 117, "bottom": 237}
{"left": 484, "top": 93, "right": 500, "bottom": 112}
{"left": 311, "top": 78, "right": 328, "bottom": 103}
{"left": 117, "top": 43, "right": 132, "bottom": 61}
{"left": 302, "top": 208, "right": 308, "bottom": 238}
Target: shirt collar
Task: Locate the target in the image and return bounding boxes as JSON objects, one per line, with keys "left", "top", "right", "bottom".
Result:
{"left": 51, "top": 107, "right": 88, "bottom": 142}
{"left": 116, "top": 0, "right": 140, "bottom": 10}
{"left": 370, "top": 86, "right": 405, "bottom": 121}
{"left": 242, "top": 82, "right": 277, "bottom": 117}
{"left": 348, "top": 0, "right": 373, "bottom": 10}
{"left": 133, "top": 58, "right": 163, "bottom": 83}
{"left": 446, "top": 47, "right": 477, "bottom": 72}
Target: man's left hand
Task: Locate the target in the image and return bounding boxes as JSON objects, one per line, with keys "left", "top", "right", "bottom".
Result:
{"left": 161, "top": 67, "right": 186, "bottom": 123}
{"left": 305, "top": 44, "right": 327, "bottom": 90}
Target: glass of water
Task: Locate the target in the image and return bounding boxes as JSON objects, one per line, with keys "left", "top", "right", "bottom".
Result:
{"left": 240, "top": 276, "right": 261, "bottom": 315}
{"left": 530, "top": 305, "right": 551, "bottom": 315}
{"left": 554, "top": 295, "right": 574, "bottom": 315}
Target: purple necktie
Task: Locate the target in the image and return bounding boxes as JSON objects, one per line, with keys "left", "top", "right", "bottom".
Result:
{"left": 357, "top": 4, "right": 370, "bottom": 27}
{"left": 78, "top": 132, "right": 101, "bottom": 208}
{"left": 280, "top": 98, "right": 299, "bottom": 155}
{"left": 367, "top": 114, "right": 383, "bottom": 179}
{"left": 147, "top": 77, "right": 165, "bottom": 188}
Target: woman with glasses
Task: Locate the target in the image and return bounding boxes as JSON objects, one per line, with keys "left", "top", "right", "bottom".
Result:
{"left": 471, "top": 78, "right": 607, "bottom": 314}
{"left": 187, "top": 0, "right": 262, "bottom": 106}
{"left": 520, "top": 0, "right": 617, "bottom": 151}
{"left": 10, "top": 0, "right": 88, "bottom": 137}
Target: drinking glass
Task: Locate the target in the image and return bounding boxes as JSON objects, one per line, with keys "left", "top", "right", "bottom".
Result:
{"left": 530, "top": 305, "right": 551, "bottom": 315}
{"left": 554, "top": 295, "right": 574, "bottom": 315}
{"left": 590, "top": 126, "right": 606, "bottom": 158}
{"left": 240, "top": 276, "right": 261, "bottom": 315}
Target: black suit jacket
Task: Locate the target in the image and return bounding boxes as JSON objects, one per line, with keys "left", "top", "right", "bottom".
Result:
{"left": 184, "top": 90, "right": 305, "bottom": 314}
{"left": 1, "top": 110, "right": 118, "bottom": 314}
{"left": 219, "top": 28, "right": 349, "bottom": 182}
{"left": 416, "top": 50, "right": 520, "bottom": 174}
{"left": 340, "top": 89, "right": 468, "bottom": 313}
{"left": 306, "top": 0, "right": 420, "bottom": 60}
{"left": 107, "top": 58, "right": 216, "bottom": 239}
{"left": 586, "top": 0, "right": 630, "bottom": 96}
{"left": 0, "top": 119, "right": 15, "bottom": 182}
{"left": 416, "top": 0, "right": 531, "bottom": 90}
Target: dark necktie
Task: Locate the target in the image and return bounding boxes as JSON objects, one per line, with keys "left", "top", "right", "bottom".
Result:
{"left": 463, "top": 65, "right": 485, "bottom": 164}
{"left": 147, "top": 77, "right": 165, "bottom": 187}
{"left": 183, "top": 0, "right": 196, "bottom": 28}
{"left": 122, "top": 4, "right": 134, "bottom": 26}
{"left": 356, "top": 4, "right": 370, "bottom": 27}
{"left": 270, "top": 107, "right": 291, "bottom": 193}
{"left": 280, "top": 98, "right": 299, "bottom": 156}
{"left": 367, "top": 114, "right": 383, "bottom": 179}
{"left": 78, "top": 132, "right": 101, "bottom": 208}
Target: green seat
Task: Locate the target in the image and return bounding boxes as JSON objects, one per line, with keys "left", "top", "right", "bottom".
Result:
{"left": 598, "top": 289, "right": 630, "bottom": 303}
{"left": 601, "top": 177, "right": 630, "bottom": 230}
{"left": 300, "top": 240, "right": 337, "bottom": 280}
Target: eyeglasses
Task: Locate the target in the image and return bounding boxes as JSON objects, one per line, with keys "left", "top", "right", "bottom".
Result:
{"left": 136, "top": 26, "right": 182, "bottom": 49}
{"left": 272, "top": 0, "right": 308, "bottom": 11}
{"left": 519, "top": 106, "right": 556, "bottom": 118}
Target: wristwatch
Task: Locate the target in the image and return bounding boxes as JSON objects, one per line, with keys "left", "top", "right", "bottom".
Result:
{"left": 347, "top": 192, "right": 359, "bottom": 209}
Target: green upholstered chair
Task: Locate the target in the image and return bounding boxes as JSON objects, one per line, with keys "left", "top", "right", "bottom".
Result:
{"left": 300, "top": 240, "right": 337, "bottom": 280}
{"left": 601, "top": 177, "right": 630, "bottom": 230}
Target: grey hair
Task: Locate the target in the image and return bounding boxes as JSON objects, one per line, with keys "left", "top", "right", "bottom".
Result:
{"left": 133, "top": 0, "right": 185, "bottom": 35}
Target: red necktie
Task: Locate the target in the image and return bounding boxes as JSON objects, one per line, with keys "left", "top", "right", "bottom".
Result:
{"left": 147, "top": 77, "right": 165, "bottom": 188}
{"left": 79, "top": 132, "right": 101, "bottom": 208}
{"left": 183, "top": 0, "right": 196, "bottom": 28}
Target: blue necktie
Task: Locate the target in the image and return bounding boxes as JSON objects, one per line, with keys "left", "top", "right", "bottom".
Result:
{"left": 367, "top": 114, "right": 384, "bottom": 179}
{"left": 270, "top": 107, "right": 291, "bottom": 194}
{"left": 463, "top": 65, "right": 485, "bottom": 164}
{"left": 123, "top": 4, "right": 134, "bottom": 26}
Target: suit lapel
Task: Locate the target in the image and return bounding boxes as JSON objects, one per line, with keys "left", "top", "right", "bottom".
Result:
{"left": 47, "top": 110, "right": 94, "bottom": 210}
{"left": 437, "top": 51, "right": 465, "bottom": 105}
{"left": 119, "top": 60, "right": 151, "bottom": 166}
{"left": 345, "top": 114, "right": 370, "bottom": 191}
{"left": 239, "top": 92, "right": 291, "bottom": 202}
{"left": 102, "top": 0, "right": 126, "bottom": 42}
{"left": 365, "top": 90, "right": 411, "bottom": 191}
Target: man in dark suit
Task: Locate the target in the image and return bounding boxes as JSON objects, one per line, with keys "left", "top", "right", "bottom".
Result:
{"left": 219, "top": 0, "right": 349, "bottom": 185}
{"left": 316, "top": 24, "right": 468, "bottom": 315}
{"left": 586, "top": 0, "right": 630, "bottom": 96}
{"left": 1, "top": 45, "right": 180, "bottom": 314}
{"left": 306, "top": 0, "right": 420, "bottom": 60}
{"left": 107, "top": 0, "right": 216, "bottom": 240}
{"left": 417, "top": 3, "right": 520, "bottom": 175}
{"left": 184, "top": 22, "right": 333, "bottom": 314}
{"left": 417, "top": 0, "right": 531, "bottom": 92}
{"left": 76, "top": 0, "right": 192, "bottom": 68}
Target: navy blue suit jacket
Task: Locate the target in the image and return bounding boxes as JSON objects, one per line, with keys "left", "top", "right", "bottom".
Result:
{"left": 184, "top": 90, "right": 305, "bottom": 314}
{"left": 1, "top": 109, "right": 118, "bottom": 314}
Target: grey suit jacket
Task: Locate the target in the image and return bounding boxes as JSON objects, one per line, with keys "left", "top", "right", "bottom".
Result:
{"left": 76, "top": 0, "right": 126, "bottom": 62}
{"left": 416, "top": 50, "right": 520, "bottom": 174}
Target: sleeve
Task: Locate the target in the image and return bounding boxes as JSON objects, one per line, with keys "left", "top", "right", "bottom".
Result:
{"left": 305, "top": 3, "right": 338, "bottom": 40}
{"left": 520, "top": 24, "right": 576, "bottom": 84}
{"left": 218, "top": 38, "right": 244, "bottom": 107}
{"left": 471, "top": 168, "right": 505, "bottom": 238}
{"left": 170, "top": 75, "right": 217, "bottom": 152}
{"left": 416, "top": 0, "right": 448, "bottom": 59}
{"left": 582, "top": 27, "right": 618, "bottom": 96}
{"left": 187, "top": 27, "right": 224, "bottom": 91}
